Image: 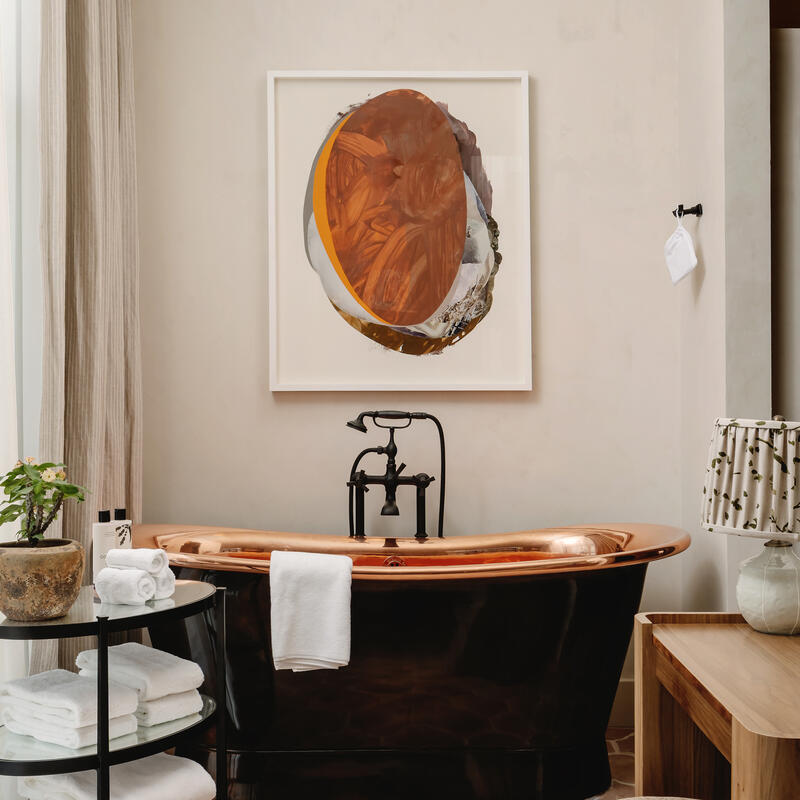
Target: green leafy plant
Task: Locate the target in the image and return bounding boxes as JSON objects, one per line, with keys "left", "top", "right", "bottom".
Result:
{"left": 0, "top": 458, "right": 86, "bottom": 544}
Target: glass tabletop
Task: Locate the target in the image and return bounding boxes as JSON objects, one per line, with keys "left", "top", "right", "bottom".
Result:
{"left": 0, "top": 695, "right": 215, "bottom": 770}
{"left": 0, "top": 581, "right": 215, "bottom": 639}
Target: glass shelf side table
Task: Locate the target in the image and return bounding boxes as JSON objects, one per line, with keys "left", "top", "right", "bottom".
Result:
{"left": 0, "top": 580, "right": 227, "bottom": 800}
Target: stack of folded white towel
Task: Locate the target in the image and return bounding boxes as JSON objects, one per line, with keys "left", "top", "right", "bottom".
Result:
{"left": 76, "top": 642, "right": 204, "bottom": 728}
{"left": 0, "top": 669, "right": 138, "bottom": 749}
{"left": 17, "top": 751, "right": 215, "bottom": 800}
{"left": 94, "top": 548, "right": 176, "bottom": 605}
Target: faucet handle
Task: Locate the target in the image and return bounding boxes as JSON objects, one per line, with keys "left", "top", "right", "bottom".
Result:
{"left": 396, "top": 462, "right": 406, "bottom": 476}
{"left": 414, "top": 472, "right": 435, "bottom": 488}
{"left": 347, "top": 470, "right": 370, "bottom": 491}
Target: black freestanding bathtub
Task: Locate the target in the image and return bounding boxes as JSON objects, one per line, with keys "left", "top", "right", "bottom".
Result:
{"left": 140, "top": 523, "right": 689, "bottom": 800}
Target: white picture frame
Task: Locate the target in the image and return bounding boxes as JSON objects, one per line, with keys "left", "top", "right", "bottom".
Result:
{"left": 268, "top": 70, "right": 532, "bottom": 391}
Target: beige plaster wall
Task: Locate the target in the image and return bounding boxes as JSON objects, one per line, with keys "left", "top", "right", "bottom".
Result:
{"left": 132, "top": 0, "right": 687, "bottom": 612}
{"left": 130, "top": 0, "right": 773, "bottom": 723}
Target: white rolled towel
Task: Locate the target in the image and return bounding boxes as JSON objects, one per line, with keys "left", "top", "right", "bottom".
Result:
{"left": 0, "top": 669, "right": 137, "bottom": 727}
{"left": 94, "top": 567, "right": 155, "bottom": 605}
{"left": 153, "top": 564, "right": 176, "bottom": 600}
{"left": 106, "top": 547, "right": 168, "bottom": 575}
{"left": 1, "top": 707, "right": 137, "bottom": 749}
{"left": 135, "top": 688, "right": 203, "bottom": 727}
{"left": 76, "top": 642, "right": 204, "bottom": 701}
{"left": 17, "top": 752, "right": 216, "bottom": 800}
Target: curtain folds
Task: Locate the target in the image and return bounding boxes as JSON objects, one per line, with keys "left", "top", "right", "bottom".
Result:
{"left": 31, "top": 0, "right": 142, "bottom": 673}
{"left": 0, "top": 13, "right": 27, "bottom": 687}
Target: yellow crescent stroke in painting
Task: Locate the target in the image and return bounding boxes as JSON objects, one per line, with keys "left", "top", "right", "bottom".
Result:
{"left": 311, "top": 112, "right": 390, "bottom": 325}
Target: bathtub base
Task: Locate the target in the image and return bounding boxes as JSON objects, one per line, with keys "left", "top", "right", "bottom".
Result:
{"left": 190, "top": 741, "right": 611, "bottom": 800}
{"left": 153, "top": 563, "right": 648, "bottom": 800}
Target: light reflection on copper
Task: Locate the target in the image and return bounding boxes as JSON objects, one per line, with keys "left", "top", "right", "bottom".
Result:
{"left": 133, "top": 523, "right": 689, "bottom": 582}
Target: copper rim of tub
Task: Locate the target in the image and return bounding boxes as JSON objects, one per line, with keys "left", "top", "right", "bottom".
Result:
{"left": 134, "top": 523, "right": 690, "bottom": 581}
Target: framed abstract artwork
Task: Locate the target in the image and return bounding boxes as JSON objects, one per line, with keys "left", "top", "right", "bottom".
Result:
{"left": 268, "top": 71, "right": 531, "bottom": 391}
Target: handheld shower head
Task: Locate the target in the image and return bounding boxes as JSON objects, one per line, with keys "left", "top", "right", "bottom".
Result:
{"left": 346, "top": 411, "right": 414, "bottom": 433}
{"left": 346, "top": 413, "right": 368, "bottom": 433}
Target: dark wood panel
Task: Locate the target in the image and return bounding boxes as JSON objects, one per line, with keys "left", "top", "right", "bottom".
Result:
{"left": 772, "top": 0, "right": 800, "bottom": 28}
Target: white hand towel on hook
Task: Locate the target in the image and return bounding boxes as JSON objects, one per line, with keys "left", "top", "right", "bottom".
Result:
{"left": 269, "top": 550, "right": 353, "bottom": 671}
{"left": 664, "top": 208, "right": 698, "bottom": 284}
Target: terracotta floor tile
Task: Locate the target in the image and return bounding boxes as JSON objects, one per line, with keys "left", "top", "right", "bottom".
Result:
{"left": 607, "top": 754, "right": 634, "bottom": 785}
{"left": 590, "top": 783, "right": 638, "bottom": 800}
{"left": 597, "top": 727, "right": 636, "bottom": 799}
{"left": 614, "top": 730, "right": 635, "bottom": 755}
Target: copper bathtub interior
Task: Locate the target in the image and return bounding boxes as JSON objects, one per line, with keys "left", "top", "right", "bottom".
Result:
{"left": 140, "top": 522, "right": 686, "bottom": 579}
{"left": 137, "top": 522, "right": 689, "bottom": 800}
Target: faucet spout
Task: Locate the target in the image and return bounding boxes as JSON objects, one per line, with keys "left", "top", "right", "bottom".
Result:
{"left": 381, "top": 498, "right": 399, "bottom": 516}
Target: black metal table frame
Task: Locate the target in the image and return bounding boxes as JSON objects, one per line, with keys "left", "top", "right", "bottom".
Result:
{"left": 0, "top": 583, "right": 227, "bottom": 800}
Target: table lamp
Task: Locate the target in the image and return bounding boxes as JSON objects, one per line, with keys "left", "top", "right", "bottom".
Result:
{"left": 703, "top": 417, "right": 800, "bottom": 634}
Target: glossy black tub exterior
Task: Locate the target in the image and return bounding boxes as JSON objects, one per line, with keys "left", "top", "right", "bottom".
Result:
{"left": 148, "top": 563, "right": 646, "bottom": 800}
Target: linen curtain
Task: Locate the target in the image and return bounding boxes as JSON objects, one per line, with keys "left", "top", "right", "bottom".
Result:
{"left": 31, "top": 0, "right": 142, "bottom": 673}
{"left": 0, "top": 28, "right": 27, "bottom": 687}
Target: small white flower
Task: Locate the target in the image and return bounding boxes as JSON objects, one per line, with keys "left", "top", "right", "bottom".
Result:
{"left": 57, "top": 469, "right": 66, "bottom": 480}
{"left": 25, "top": 457, "right": 35, "bottom": 464}
{"left": 41, "top": 468, "right": 57, "bottom": 482}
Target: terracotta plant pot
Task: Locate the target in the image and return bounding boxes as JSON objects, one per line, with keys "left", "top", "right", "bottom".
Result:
{"left": 0, "top": 539, "right": 85, "bottom": 621}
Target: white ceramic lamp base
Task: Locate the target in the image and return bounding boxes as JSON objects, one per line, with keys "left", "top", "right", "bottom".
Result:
{"left": 736, "top": 540, "right": 800, "bottom": 635}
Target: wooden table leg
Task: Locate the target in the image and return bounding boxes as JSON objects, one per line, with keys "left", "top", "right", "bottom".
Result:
{"left": 732, "top": 719, "right": 800, "bottom": 799}
{"left": 635, "top": 615, "right": 665, "bottom": 795}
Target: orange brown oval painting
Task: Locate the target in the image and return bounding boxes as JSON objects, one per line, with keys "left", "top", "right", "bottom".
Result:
{"left": 304, "top": 89, "right": 501, "bottom": 355}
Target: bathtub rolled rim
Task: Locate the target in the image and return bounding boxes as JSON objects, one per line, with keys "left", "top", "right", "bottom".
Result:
{"left": 134, "top": 523, "right": 690, "bottom": 581}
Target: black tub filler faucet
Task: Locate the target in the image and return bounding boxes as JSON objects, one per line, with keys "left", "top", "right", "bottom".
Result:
{"left": 345, "top": 411, "right": 445, "bottom": 540}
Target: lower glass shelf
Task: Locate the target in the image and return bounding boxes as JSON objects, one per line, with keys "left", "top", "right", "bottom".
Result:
{"left": 0, "top": 695, "right": 215, "bottom": 776}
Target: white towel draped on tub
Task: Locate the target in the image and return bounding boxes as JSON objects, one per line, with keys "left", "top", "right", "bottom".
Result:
{"left": 94, "top": 567, "right": 155, "bottom": 605}
{"left": 135, "top": 689, "right": 203, "bottom": 727}
{"left": 76, "top": 642, "right": 204, "bottom": 701}
{"left": 269, "top": 550, "right": 352, "bottom": 671}
{"left": 17, "top": 752, "right": 215, "bottom": 800}
{"left": 106, "top": 548, "right": 168, "bottom": 574}
{"left": 0, "top": 669, "right": 137, "bottom": 727}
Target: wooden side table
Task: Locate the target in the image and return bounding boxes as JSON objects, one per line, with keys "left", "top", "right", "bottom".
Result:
{"left": 635, "top": 612, "right": 800, "bottom": 800}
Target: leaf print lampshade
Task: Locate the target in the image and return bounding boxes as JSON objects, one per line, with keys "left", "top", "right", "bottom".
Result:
{"left": 703, "top": 417, "right": 800, "bottom": 635}
{"left": 702, "top": 417, "right": 800, "bottom": 540}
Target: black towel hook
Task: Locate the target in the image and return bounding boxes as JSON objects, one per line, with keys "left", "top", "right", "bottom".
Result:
{"left": 673, "top": 203, "right": 703, "bottom": 218}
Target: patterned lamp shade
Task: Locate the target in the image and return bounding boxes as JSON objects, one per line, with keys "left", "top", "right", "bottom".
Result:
{"left": 702, "top": 418, "right": 800, "bottom": 541}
